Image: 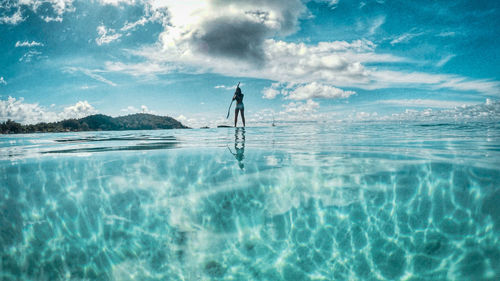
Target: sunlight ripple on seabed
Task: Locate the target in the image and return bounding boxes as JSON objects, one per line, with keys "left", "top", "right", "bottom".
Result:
{"left": 1, "top": 123, "right": 499, "bottom": 280}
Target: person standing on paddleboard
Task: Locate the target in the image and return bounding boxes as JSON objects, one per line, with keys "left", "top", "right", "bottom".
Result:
{"left": 232, "top": 85, "right": 245, "bottom": 127}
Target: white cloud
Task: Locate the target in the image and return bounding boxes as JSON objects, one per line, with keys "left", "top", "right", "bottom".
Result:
{"left": 19, "top": 50, "right": 43, "bottom": 62}
{"left": 214, "top": 83, "right": 241, "bottom": 90}
{"left": 0, "top": 77, "right": 6, "bottom": 85}
{"left": 263, "top": 82, "right": 355, "bottom": 100}
{"left": 80, "top": 84, "right": 97, "bottom": 90}
{"left": 0, "top": 0, "right": 74, "bottom": 25}
{"left": 120, "top": 105, "right": 155, "bottom": 114}
{"left": 40, "top": 0, "right": 75, "bottom": 20}
{"left": 120, "top": 3, "right": 169, "bottom": 31}
{"left": 176, "top": 114, "right": 187, "bottom": 122}
{"left": 383, "top": 99, "right": 500, "bottom": 122}
{"left": 0, "top": 9, "right": 24, "bottom": 25}
{"left": 129, "top": 38, "right": 396, "bottom": 89}
{"left": 41, "top": 15, "right": 62, "bottom": 22}
{"left": 96, "top": 25, "right": 122, "bottom": 45}
{"left": 267, "top": 99, "right": 500, "bottom": 123}
{"left": 64, "top": 67, "right": 117, "bottom": 86}
{"left": 99, "top": 0, "right": 136, "bottom": 6}
{"left": 262, "top": 84, "right": 280, "bottom": 99}
{"left": 378, "top": 99, "right": 475, "bottom": 108}
{"left": 287, "top": 82, "right": 356, "bottom": 100}
{"left": 91, "top": 2, "right": 170, "bottom": 46}
{"left": 168, "top": 113, "right": 207, "bottom": 128}
{"left": 390, "top": 31, "right": 425, "bottom": 45}
{"left": 368, "top": 15, "right": 386, "bottom": 36}
{"left": 0, "top": 97, "right": 54, "bottom": 124}
{"left": 121, "top": 17, "right": 149, "bottom": 32}
{"left": 104, "top": 61, "right": 173, "bottom": 78}
{"left": 59, "top": 101, "right": 97, "bottom": 120}
{"left": 370, "top": 71, "right": 500, "bottom": 95}
{"left": 436, "top": 54, "right": 456, "bottom": 67}
{"left": 315, "top": 0, "right": 340, "bottom": 8}
{"left": 121, "top": 106, "right": 139, "bottom": 113}
{"left": 0, "top": 97, "right": 97, "bottom": 124}
{"left": 437, "top": 31, "right": 456, "bottom": 37}
{"left": 15, "top": 40, "right": 44, "bottom": 47}
{"left": 283, "top": 99, "right": 319, "bottom": 113}
{"left": 434, "top": 77, "right": 500, "bottom": 94}
{"left": 248, "top": 101, "right": 330, "bottom": 124}
{"left": 124, "top": 32, "right": 499, "bottom": 95}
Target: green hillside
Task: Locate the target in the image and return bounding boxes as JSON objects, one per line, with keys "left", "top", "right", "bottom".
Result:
{"left": 0, "top": 113, "right": 189, "bottom": 134}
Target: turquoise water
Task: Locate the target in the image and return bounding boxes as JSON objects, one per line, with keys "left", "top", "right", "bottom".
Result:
{"left": 1, "top": 122, "right": 499, "bottom": 280}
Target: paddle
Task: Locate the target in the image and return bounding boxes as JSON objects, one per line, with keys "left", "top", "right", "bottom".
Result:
{"left": 226, "top": 82, "right": 240, "bottom": 119}
{"left": 226, "top": 101, "right": 234, "bottom": 119}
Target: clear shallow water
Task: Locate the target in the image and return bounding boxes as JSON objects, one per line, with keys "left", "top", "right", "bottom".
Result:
{"left": 1, "top": 122, "right": 499, "bottom": 280}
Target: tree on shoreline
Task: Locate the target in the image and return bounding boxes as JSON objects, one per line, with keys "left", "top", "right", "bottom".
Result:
{"left": 0, "top": 113, "right": 188, "bottom": 134}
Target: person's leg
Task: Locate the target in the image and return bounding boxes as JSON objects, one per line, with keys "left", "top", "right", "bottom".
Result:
{"left": 234, "top": 108, "right": 239, "bottom": 127}
{"left": 241, "top": 109, "right": 245, "bottom": 127}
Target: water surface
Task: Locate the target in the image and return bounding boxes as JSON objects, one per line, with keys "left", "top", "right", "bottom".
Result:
{"left": 1, "top": 122, "right": 499, "bottom": 280}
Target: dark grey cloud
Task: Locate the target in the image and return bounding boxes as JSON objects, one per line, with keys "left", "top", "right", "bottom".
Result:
{"left": 176, "top": 0, "right": 306, "bottom": 65}
{"left": 190, "top": 17, "right": 270, "bottom": 65}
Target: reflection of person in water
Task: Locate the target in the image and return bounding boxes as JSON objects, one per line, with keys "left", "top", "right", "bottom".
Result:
{"left": 228, "top": 127, "right": 245, "bottom": 169}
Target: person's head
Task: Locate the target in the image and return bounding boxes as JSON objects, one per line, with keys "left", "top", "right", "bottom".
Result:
{"left": 235, "top": 87, "right": 241, "bottom": 94}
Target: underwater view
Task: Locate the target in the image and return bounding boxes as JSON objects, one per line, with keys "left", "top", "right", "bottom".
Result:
{"left": 1, "top": 122, "right": 499, "bottom": 280}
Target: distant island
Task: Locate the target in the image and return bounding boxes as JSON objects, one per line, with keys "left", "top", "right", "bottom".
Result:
{"left": 0, "top": 113, "right": 189, "bottom": 134}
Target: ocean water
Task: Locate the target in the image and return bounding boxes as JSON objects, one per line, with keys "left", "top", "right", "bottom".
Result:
{"left": 1, "top": 122, "right": 499, "bottom": 281}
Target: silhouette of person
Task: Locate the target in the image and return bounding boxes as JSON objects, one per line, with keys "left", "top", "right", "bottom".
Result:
{"left": 232, "top": 85, "right": 245, "bottom": 127}
{"left": 228, "top": 127, "right": 245, "bottom": 169}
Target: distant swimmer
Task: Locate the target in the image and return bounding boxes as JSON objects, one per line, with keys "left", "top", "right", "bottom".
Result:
{"left": 232, "top": 84, "right": 245, "bottom": 127}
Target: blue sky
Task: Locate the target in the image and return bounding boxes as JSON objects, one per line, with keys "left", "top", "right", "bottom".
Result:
{"left": 0, "top": 0, "right": 499, "bottom": 127}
